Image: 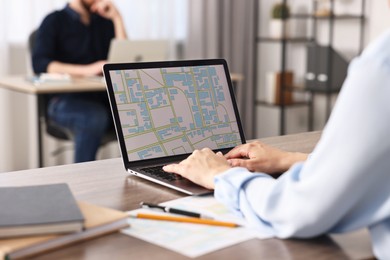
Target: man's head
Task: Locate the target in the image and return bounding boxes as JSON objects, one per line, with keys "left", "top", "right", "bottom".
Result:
{"left": 70, "top": 0, "right": 119, "bottom": 23}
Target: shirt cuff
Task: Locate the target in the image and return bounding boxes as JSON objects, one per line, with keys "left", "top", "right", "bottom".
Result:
{"left": 214, "top": 167, "right": 271, "bottom": 214}
{"left": 214, "top": 168, "right": 276, "bottom": 235}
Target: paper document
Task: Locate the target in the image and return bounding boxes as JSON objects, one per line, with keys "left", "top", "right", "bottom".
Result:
{"left": 121, "top": 196, "right": 273, "bottom": 258}
{"left": 27, "top": 73, "right": 72, "bottom": 86}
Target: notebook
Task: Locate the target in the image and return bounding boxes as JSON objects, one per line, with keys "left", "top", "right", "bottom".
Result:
{"left": 103, "top": 59, "right": 246, "bottom": 195}
{"left": 0, "top": 184, "right": 84, "bottom": 238}
{"left": 107, "top": 39, "right": 169, "bottom": 63}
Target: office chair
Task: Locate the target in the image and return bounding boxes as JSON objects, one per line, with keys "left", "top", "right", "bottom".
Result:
{"left": 28, "top": 30, "right": 117, "bottom": 158}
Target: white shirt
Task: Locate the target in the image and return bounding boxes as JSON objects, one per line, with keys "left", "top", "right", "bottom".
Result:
{"left": 214, "top": 29, "right": 390, "bottom": 259}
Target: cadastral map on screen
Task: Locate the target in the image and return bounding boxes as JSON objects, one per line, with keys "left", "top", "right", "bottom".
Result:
{"left": 109, "top": 65, "right": 241, "bottom": 161}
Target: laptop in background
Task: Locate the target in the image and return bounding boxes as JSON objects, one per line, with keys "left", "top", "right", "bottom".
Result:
{"left": 103, "top": 59, "right": 246, "bottom": 195}
{"left": 107, "top": 39, "right": 170, "bottom": 63}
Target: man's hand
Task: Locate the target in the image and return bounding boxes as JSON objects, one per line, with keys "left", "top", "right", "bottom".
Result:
{"left": 47, "top": 60, "right": 106, "bottom": 77}
{"left": 91, "top": 0, "right": 120, "bottom": 20}
{"left": 163, "top": 148, "right": 231, "bottom": 189}
{"left": 82, "top": 60, "right": 106, "bottom": 76}
{"left": 225, "top": 141, "right": 308, "bottom": 174}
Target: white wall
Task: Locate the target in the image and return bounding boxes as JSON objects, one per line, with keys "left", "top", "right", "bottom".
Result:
{"left": 368, "top": 0, "right": 390, "bottom": 41}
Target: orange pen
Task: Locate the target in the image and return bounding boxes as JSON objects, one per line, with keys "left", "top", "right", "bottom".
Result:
{"left": 131, "top": 212, "right": 240, "bottom": 228}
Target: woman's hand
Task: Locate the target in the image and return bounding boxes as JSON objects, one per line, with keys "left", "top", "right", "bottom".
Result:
{"left": 163, "top": 148, "right": 231, "bottom": 189}
{"left": 225, "top": 141, "right": 308, "bottom": 174}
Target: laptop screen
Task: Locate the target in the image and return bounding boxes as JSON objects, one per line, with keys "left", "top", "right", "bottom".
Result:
{"left": 105, "top": 60, "right": 245, "bottom": 162}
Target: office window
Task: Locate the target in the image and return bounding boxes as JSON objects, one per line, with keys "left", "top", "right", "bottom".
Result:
{"left": 0, "top": 0, "right": 188, "bottom": 75}
{"left": 2, "top": 0, "right": 67, "bottom": 44}
{"left": 116, "top": 0, "right": 188, "bottom": 41}
{"left": 1, "top": 0, "right": 187, "bottom": 44}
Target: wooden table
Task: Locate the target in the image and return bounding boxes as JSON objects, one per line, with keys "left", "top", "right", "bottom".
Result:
{"left": 0, "top": 131, "right": 374, "bottom": 259}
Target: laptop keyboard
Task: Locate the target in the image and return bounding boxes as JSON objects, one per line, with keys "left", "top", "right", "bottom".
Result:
{"left": 140, "top": 165, "right": 183, "bottom": 182}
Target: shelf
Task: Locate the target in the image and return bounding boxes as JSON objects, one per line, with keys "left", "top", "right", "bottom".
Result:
{"left": 257, "top": 37, "right": 314, "bottom": 43}
{"left": 284, "top": 85, "right": 310, "bottom": 93}
{"left": 305, "top": 87, "right": 341, "bottom": 94}
{"left": 256, "top": 100, "right": 310, "bottom": 107}
{"left": 313, "top": 14, "right": 365, "bottom": 20}
{"left": 289, "top": 14, "right": 313, "bottom": 19}
{"left": 290, "top": 13, "right": 365, "bottom": 20}
{"left": 253, "top": 0, "right": 366, "bottom": 136}
{"left": 292, "top": 84, "right": 342, "bottom": 94}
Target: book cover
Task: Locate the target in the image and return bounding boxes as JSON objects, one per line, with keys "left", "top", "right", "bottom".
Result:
{"left": 0, "top": 184, "right": 84, "bottom": 238}
{"left": 0, "top": 202, "right": 129, "bottom": 260}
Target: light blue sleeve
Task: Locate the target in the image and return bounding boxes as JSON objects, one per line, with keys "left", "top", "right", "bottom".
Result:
{"left": 214, "top": 30, "right": 390, "bottom": 259}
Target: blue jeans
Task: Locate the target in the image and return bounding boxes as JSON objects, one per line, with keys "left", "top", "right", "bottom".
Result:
{"left": 48, "top": 93, "right": 113, "bottom": 163}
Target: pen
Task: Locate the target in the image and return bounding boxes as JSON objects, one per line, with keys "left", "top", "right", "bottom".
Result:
{"left": 140, "top": 202, "right": 213, "bottom": 219}
{"left": 130, "top": 212, "right": 240, "bottom": 228}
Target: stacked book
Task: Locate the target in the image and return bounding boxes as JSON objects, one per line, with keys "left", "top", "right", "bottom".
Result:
{"left": 0, "top": 184, "right": 129, "bottom": 259}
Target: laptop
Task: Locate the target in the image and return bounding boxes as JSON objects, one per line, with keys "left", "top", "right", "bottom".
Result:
{"left": 103, "top": 59, "right": 246, "bottom": 195}
{"left": 107, "top": 39, "right": 170, "bottom": 63}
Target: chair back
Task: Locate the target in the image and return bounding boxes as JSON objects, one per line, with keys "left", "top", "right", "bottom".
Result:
{"left": 28, "top": 30, "right": 72, "bottom": 141}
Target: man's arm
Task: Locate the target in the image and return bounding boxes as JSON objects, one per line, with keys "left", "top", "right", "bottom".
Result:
{"left": 32, "top": 15, "right": 57, "bottom": 74}
{"left": 91, "top": 0, "right": 127, "bottom": 39}
{"left": 35, "top": 1, "right": 127, "bottom": 77}
{"left": 33, "top": 13, "right": 108, "bottom": 77}
{"left": 47, "top": 60, "right": 106, "bottom": 77}
{"left": 51, "top": 1, "right": 128, "bottom": 75}
{"left": 48, "top": 1, "right": 127, "bottom": 76}
{"left": 112, "top": 15, "right": 127, "bottom": 39}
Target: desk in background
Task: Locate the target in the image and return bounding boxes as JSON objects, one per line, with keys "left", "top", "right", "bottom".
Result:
{"left": 0, "top": 74, "right": 243, "bottom": 168}
{"left": 0, "top": 132, "right": 373, "bottom": 259}
{"left": 0, "top": 76, "right": 106, "bottom": 168}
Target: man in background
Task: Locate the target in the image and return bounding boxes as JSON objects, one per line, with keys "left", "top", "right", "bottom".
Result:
{"left": 32, "top": 0, "right": 127, "bottom": 162}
